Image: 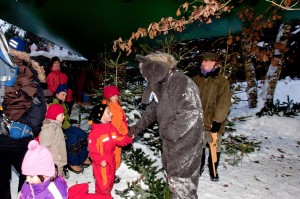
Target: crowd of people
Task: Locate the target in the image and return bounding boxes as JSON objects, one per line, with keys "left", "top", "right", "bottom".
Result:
{"left": 0, "top": 34, "right": 231, "bottom": 199}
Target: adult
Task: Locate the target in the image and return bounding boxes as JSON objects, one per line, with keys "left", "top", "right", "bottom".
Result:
{"left": 128, "top": 53, "right": 204, "bottom": 199}
{"left": 46, "top": 56, "right": 68, "bottom": 95}
{"left": 0, "top": 37, "right": 47, "bottom": 199}
{"left": 52, "top": 84, "right": 91, "bottom": 174}
{"left": 192, "top": 52, "right": 231, "bottom": 181}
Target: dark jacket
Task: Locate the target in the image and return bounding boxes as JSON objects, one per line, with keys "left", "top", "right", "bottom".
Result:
{"left": 0, "top": 65, "right": 46, "bottom": 149}
{"left": 193, "top": 68, "right": 231, "bottom": 133}
{"left": 17, "top": 68, "right": 47, "bottom": 137}
{"left": 130, "top": 71, "right": 204, "bottom": 178}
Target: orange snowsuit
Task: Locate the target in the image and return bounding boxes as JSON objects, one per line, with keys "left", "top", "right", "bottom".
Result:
{"left": 102, "top": 100, "right": 128, "bottom": 169}
{"left": 88, "top": 123, "right": 132, "bottom": 197}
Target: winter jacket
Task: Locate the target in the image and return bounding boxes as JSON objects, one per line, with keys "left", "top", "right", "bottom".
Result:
{"left": 68, "top": 183, "right": 112, "bottom": 199}
{"left": 17, "top": 66, "right": 47, "bottom": 137}
{"left": 3, "top": 65, "right": 36, "bottom": 121}
{"left": 88, "top": 123, "right": 132, "bottom": 165}
{"left": 88, "top": 123, "right": 132, "bottom": 196}
{"left": 46, "top": 70, "right": 68, "bottom": 95}
{"left": 19, "top": 176, "right": 68, "bottom": 199}
{"left": 39, "top": 119, "right": 67, "bottom": 169}
{"left": 193, "top": 68, "right": 231, "bottom": 133}
{"left": 102, "top": 100, "right": 129, "bottom": 169}
{"left": 130, "top": 71, "right": 204, "bottom": 178}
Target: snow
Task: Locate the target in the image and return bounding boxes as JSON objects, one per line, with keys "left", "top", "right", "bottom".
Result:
{"left": 10, "top": 79, "right": 300, "bottom": 199}
{"left": 0, "top": 19, "right": 87, "bottom": 61}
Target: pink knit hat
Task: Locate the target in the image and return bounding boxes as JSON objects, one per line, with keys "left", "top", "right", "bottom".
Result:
{"left": 103, "top": 85, "right": 120, "bottom": 99}
{"left": 22, "top": 140, "right": 55, "bottom": 177}
{"left": 45, "top": 104, "right": 65, "bottom": 120}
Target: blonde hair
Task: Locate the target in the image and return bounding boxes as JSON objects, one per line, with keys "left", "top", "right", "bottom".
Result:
{"left": 142, "top": 53, "right": 178, "bottom": 70}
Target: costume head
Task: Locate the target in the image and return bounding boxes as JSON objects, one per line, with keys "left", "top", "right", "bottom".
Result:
{"left": 89, "top": 104, "right": 108, "bottom": 124}
{"left": 22, "top": 140, "right": 55, "bottom": 177}
{"left": 46, "top": 104, "right": 64, "bottom": 120}
{"left": 103, "top": 85, "right": 120, "bottom": 99}
{"left": 136, "top": 53, "right": 178, "bottom": 104}
{"left": 55, "top": 84, "right": 68, "bottom": 94}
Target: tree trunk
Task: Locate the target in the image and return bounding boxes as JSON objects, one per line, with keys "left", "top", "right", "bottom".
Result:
{"left": 264, "top": 23, "right": 292, "bottom": 104}
{"left": 243, "top": 43, "right": 258, "bottom": 108}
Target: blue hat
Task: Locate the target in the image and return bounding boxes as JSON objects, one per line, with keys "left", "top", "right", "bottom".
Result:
{"left": 55, "top": 84, "right": 68, "bottom": 94}
{"left": 8, "top": 37, "right": 26, "bottom": 52}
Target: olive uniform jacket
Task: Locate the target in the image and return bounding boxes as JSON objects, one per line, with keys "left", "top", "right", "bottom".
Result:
{"left": 193, "top": 68, "right": 231, "bottom": 134}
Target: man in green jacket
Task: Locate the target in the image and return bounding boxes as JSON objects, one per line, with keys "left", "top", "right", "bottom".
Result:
{"left": 193, "top": 52, "right": 231, "bottom": 181}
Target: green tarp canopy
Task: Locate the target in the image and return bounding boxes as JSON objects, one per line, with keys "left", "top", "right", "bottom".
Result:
{"left": 1, "top": 0, "right": 300, "bottom": 59}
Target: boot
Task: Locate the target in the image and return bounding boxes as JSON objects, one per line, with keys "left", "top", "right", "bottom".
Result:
{"left": 199, "top": 148, "right": 206, "bottom": 176}
{"left": 63, "top": 166, "right": 70, "bottom": 179}
{"left": 208, "top": 152, "right": 221, "bottom": 182}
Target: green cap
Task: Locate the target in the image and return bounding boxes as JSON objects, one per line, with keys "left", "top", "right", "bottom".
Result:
{"left": 202, "top": 52, "right": 218, "bottom": 61}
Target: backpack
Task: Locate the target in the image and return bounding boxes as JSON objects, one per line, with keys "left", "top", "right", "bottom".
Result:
{"left": 0, "top": 31, "right": 32, "bottom": 139}
{"left": 0, "top": 30, "right": 18, "bottom": 87}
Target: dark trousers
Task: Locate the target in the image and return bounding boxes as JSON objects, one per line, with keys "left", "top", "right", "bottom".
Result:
{"left": 0, "top": 149, "right": 27, "bottom": 199}
{"left": 64, "top": 126, "right": 88, "bottom": 166}
{"left": 200, "top": 146, "right": 221, "bottom": 176}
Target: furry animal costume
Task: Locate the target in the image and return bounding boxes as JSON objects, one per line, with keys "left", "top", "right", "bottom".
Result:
{"left": 130, "top": 53, "right": 204, "bottom": 199}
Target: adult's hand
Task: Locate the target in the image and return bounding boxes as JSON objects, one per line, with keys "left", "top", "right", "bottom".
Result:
{"left": 210, "top": 121, "right": 221, "bottom": 133}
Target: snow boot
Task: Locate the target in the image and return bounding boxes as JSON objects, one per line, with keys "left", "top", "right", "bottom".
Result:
{"left": 63, "top": 166, "right": 70, "bottom": 179}
{"left": 199, "top": 148, "right": 206, "bottom": 176}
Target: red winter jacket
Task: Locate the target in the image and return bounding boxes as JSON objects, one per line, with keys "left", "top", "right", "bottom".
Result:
{"left": 68, "top": 183, "right": 112, "bottom": 199}
{"left": 88, "top": 123, "right": 132, "bottom": 164}
{"left": 46, "top": 70, "right": 68, "bottom": 94}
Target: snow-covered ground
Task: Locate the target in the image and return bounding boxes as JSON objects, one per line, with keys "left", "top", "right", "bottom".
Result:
{"left": 11, "top": 79, "right": 300, "bottom": 198}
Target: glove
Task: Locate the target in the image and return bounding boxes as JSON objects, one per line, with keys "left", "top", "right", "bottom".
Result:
{"left": 210, "top": 121, "right": 221, "bottom": 133}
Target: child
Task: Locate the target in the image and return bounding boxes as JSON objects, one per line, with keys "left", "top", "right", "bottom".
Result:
{"left": 103, "top": 85, "right": 128, "bottom": 169}
{"left": 18, "top": 140, "right": 68, "bottom": 199}
{"left": 39, "top": 104, "right": 67, "bottom": 177}
{"left": 53, "top": 84, "right": 91, "bottom": 174}
{"left": 88, "top": 104, "right": 133, "bottom": 198}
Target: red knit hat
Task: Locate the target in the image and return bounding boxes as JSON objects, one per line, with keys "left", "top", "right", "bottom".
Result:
{"left": 103, "top": 85, "right": 120, "bottom": 99}
{"left": 45, "top": 104, "right": 64, "bottom": 120}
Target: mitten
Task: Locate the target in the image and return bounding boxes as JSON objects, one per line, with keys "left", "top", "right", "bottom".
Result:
{"left": 210, "top": 121, "right": 221, "bottom": 133}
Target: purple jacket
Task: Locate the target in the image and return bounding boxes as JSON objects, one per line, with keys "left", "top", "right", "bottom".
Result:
{"left": 19, "top": 176, "right": 68, "bottom": 199}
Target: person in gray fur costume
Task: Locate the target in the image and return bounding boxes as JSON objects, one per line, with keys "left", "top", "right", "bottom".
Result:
{"left": 128, "top": 52, "right": 204, "bottom": 199}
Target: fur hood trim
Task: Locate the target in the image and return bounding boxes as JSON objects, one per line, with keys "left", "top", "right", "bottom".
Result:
{"left": 9, "top": 48, "right": 46, "bottom": 83}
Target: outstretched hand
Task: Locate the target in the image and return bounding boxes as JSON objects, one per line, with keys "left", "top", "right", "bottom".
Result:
{"left": 128, "top": 127, "right": 138, "bottom": 138}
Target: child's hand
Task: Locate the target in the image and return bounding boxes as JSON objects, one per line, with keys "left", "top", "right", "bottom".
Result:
{"left": 100, "top": 160, "right": 107, "bottom": 167}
